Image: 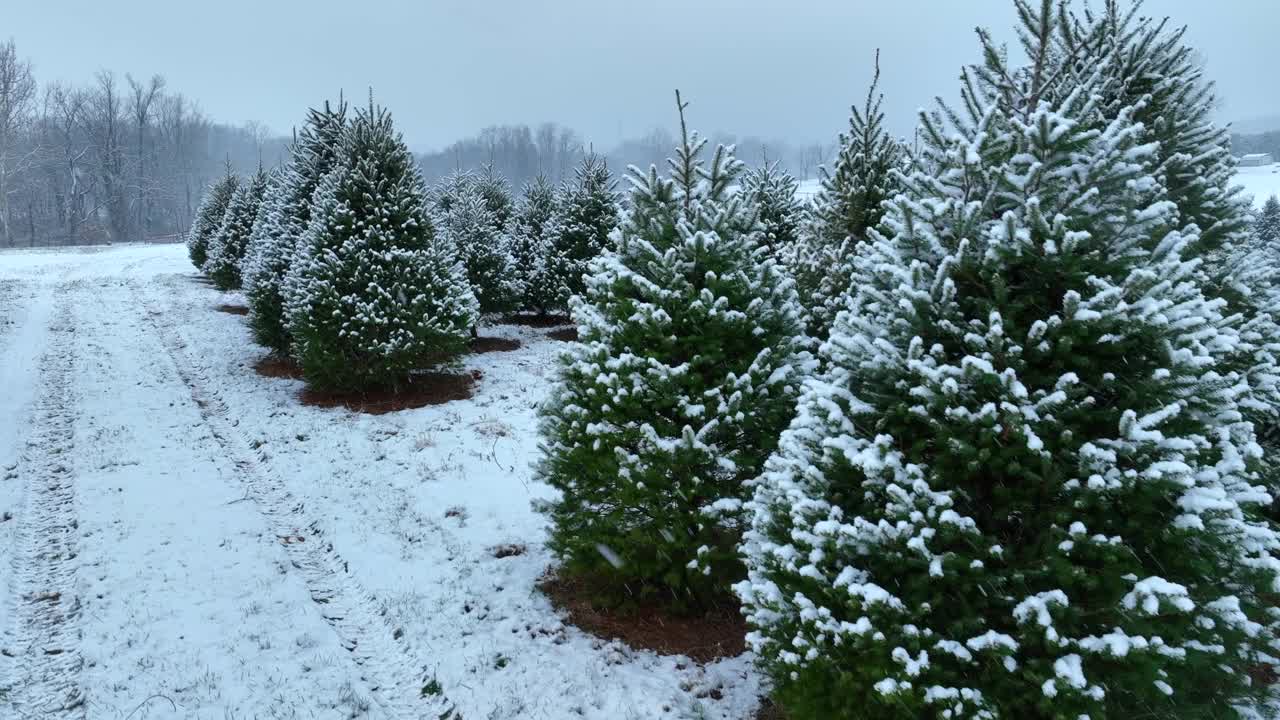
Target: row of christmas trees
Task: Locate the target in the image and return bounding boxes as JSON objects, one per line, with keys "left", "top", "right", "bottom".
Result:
{"left": 186, "top": 96, "right": 620, "bottom": 391}
{"left": 182, "top": 0, "right": 1280, "bottom": 715}
{"left": 532, "top": 1, "right": 1280, "bottom": 718}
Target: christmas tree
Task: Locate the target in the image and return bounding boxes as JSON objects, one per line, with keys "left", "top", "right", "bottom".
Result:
{"left": 436, "top": 181, "right": 519, "bottom": 316}
{"left": 284, "top": 99, "right": 478, "bottom": 391}
{"left": 741, "top": 159, "right": 802, "bottom": 253}
{"left": 474, "top": 166, "right": 514, "bottom": 233}
{"left": 789, "top": 52, "right": 902, "bottom": 340}
{"left": 204, "top": 166, "right": 269, "bottom": 291}
{"left": 429, "top": 170, "right": 473, "bottom": 216}
{"left": 1257, "top": 195, "right": 1280, "bottom": 247}
{"left": 187, "top": 169, "right": 239, "bottom": 270}
{"left": 1065, "top": 0, "right": 1280, "bottom": 514}
{"left": 508, "top": 174, "right": 560, "bottom": 314}
{"left": 244, "top": 100, "right": 348, "bottom": 356}
{"left": 535, "top": 153, "right": 619, "bottom": 315}
{"left": 536, "top": 94, "right": 808, "bottom": 608}
{"left": 739, "top": 4, "right": 1280, "bottom": 718}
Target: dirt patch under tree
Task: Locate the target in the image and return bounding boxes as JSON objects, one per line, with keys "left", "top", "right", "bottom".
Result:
{"left": 470, "top": 336, "right": 522, "bottom": 353}
{"left": 538, "top": 572, "right": 746, "bottom": 664}
{"left": 299, "top": 371, "right": 478, "bottom": 414}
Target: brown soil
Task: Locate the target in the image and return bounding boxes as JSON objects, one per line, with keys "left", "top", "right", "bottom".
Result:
{"left": 470, "top": 336, "right": 522, "bottom": 353}
{"left": 492, "top": 543, "right": 527, "bottom": 559}
{"left": 499, "top": 313, "right": 571, "bottom": 328}
{"left": 300, "top": 371, "right": 476, "bottom": 414}
{"left": 538, "top": 572, "right": 746, "bottom": 664}
{"left": 215, "top": 304, "right": 249, "bottom": 315}
{"left": 253, "top": 355, "right": 305, "bottom": 380}
{"left": 753, "top": 699, "right": 788, "bottom": 720}
{"left": 546, "top": 327, "right": 579, "bottom": 342}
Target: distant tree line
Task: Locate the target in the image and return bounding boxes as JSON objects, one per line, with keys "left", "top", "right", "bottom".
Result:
{"left": 1233, "top": 129, "right": 1280, "bottom": 159}
{"left": 0, "top": 39, "right": 287, "bottom": 247}
{"left": 418, "top": 122, "right": 838, "bottom": 190}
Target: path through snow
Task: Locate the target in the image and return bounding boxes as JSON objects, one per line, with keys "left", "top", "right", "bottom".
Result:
{"left": 0, "top": 243, "right": 762, "bottom": 720}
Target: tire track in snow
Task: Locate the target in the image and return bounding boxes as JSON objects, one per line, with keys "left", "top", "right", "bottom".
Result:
{"left": 128, "top": 278, "right": 457, "bottom": 720}
{"left": 1, "top": 289, "right": 85, "bottom": 718}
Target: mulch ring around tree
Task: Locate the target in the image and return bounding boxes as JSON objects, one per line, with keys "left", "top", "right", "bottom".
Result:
{"left": 470, "top": 336, "right": 522, "bottom": 353}
{"left": 299, "top": 370, "right": 480, "bottom": 414}
{"left": 537, "top": 571, "right": 746, "bottom": 664}
{"left": 253, "top": 355, "right": 305, "bottom": 380}
{"left": 546, "top": 327, "right": 578, "bottom": 342}
{"left": 215, "top": 303, "right": 249, "bottom": 315}
{"left": 499, "top": 313, "right": 571, "bottom": 328}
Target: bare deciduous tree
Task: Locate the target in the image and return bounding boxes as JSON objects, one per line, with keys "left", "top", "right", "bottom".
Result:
{"left": 0, "top": 38, "right": 36, "bottom": 244}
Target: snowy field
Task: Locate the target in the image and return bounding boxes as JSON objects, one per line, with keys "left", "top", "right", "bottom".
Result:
{"left": 1238, "top": 163, "right": 1280, "bottom": 207}
{"left": 0, "top": 243, "right": 760, "bottom": 719}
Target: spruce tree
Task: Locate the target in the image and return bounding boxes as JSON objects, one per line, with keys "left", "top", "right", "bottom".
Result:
{"left": 534, "top": 153, "right": 619, "bottom": 315}
{"left": 205, "top": 166, "right": 269, "bottom": 291}
{"left": 789, "top": 53, "right": 902, "bottom": 340}
{"left": 508, "top": 174, "right": 559, "bottom": 314}
{"left": 244, "top": 100, "right": 348, "bottom": 356}
{"left": 437, "top": 184, "right": 519, "bottom": 315}
{"left": 1064, "top": 0, "right": 1280, "bottom": 513}
{"left": 739, "top": 6, "right": 1280, "bottom": 718}
{"left": 741, "top": 160, "right": 802, "bottom": 254}
{"left": 474, "top": 166, "right": 514, "bottom": 232}
{"left": 1257, "top": 195, "right": 1280, "bottom": 247}
{"left": 187, "top": 170, "right": 239, "bottom": 270}
{"left": 284, "top": 100, "right": 478, "bottom": 391}
{"left": 535, "top": 95, "right": 808, "bottom": 608}
{"left": 429, "top": 170, "right": 473, "bottom": 215}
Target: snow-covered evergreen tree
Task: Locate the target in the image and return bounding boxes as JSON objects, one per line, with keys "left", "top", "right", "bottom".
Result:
{"left": 1065, "top": 0, "right": 1280, "bottom": 511}
{"left": 284, "top": 100, "right": 478, "bottom": 391}
{"left": 437, "top": 183, "right": 519, "bottom": 316}
{"left": 244, "top": 100, "right": 347, "bottom": 356}
{"left": 508, "top": 174, "right": 559, "bottom": 314}
{"left": 536, "top": 97, "right": 809, "bottom": 608}
{"left": 187, "top": 170, "right": 238, "bottom": 270}
{"left": 474, "top": 166, "right": 514, "bottom": 233}
{"left": 1257, "top": 195, "right": 1280, "bottom": 247}
{"left": 789, "top": 54, "right": 902, "bottom": 339}
{"left": 741, "top": 160, "right": 802, "bottom": 253}
{"left": 205, "top": 166, "right": 269, "bottom": 291}
{"left": 739, "top": 6, "right": 1280, "bottom": 718}
{"left": 533, "top": 153, "right": 619, "bottom": 315}
{"left": 429, "top": 170, "right": 473, "bottom": 216}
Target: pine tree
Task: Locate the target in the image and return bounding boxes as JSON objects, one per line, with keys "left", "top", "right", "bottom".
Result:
{"left": 739, "top": 6, "right": 1280, "bottom": 718}
{"left": 741, "top": 160, "right": 802, "bottom": 253}
{"left": 474, "top": 166, "right": 514, "bottom": 232}
{"left": 1064, "top": 0, "right": 1280, "bottom": 514}
{"left": 536, "top": 95, "right": 809, "bottom": 608}
{"left": 244, "top": 100, "right": 348, "bottom": 356}
{"left": 205, "top": 166, "right": 269, "bottom": 291}
{"left": 437, "top": 183, "right": 519, "bottom": 316}
{"left": 187, "top": 169, "right": 239, "bottom": 270}
{"left": 533, "top": 153, "right": 619, "bottom": 315}
{"left": 284, "top": 100, "right": 478, "bottom": 391}
{"left": 789, "top": 53, "right": 902, "bottom": 340}
{"left": 429, "top": 170, "right": 473, "bottom": 215}
{"left": 508, "top": 174, "right": 559, "bottom": 314}
{"left": 1257, "top": 195, "right": 1280, "bottom": 247}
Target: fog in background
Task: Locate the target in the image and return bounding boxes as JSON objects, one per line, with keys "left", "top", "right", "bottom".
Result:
{"left": 10, "top": 0, "right": 1278, "bottom": 150}
{"left": 2, "top": 0, "right": 1278, "bottom": 247}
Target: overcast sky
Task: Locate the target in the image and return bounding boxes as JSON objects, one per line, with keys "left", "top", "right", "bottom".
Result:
{"left": 9, "top": 1, "right": 1279, "bottom": 150}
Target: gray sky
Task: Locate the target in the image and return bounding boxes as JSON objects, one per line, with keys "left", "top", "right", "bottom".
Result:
{"left": 9, "top": 0, "right": 1279, "bottom": 150}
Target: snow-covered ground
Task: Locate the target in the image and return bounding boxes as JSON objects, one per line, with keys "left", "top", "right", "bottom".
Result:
{"left": 0, "top": 243, "right": 761, "bottom": 719}
{"left": 1237, "top": 163, "right": 1280, "bottom": 207}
